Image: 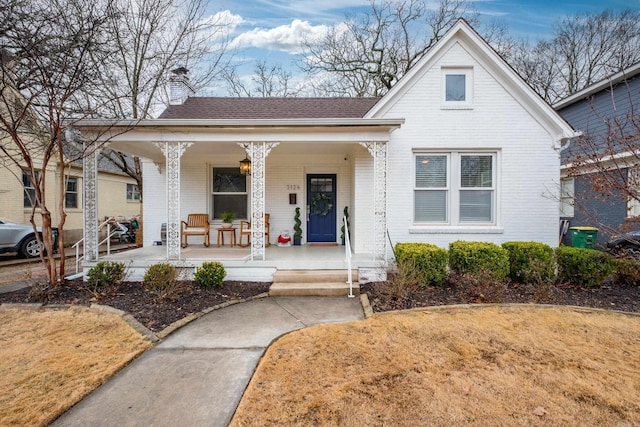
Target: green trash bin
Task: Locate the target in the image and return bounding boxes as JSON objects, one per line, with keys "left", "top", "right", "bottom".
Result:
{"left": 569, "top": 226, "right": 598, "bottom": 248}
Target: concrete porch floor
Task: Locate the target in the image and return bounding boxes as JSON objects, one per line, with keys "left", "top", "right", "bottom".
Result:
{"left": 90, "top": 244, "right": 383, "bottom": 283}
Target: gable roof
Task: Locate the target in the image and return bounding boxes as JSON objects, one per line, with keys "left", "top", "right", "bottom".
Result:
{"left": 553, "top": 62, "right": 640, "bottom": 110}
{"left": 158, "top": 97, "right": 380, "bottom": 120}
{"left": 365, "top": 19, "right": 578, "bottom": 144}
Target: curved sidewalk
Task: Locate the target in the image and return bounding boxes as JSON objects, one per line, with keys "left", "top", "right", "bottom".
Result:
{"left": 53, "top": 296, "right": 364, "bottom": 427}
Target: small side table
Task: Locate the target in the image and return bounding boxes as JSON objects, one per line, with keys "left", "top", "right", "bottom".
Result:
{"left": 217, "top": 228, "right": 236, "bottom": 247}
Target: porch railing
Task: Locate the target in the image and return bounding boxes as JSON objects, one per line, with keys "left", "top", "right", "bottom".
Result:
{"left": 71, "top": 218, "right": 121, "bottom": 273}
{"left": 344, "top": 215, "right": 354, "bottom": 298}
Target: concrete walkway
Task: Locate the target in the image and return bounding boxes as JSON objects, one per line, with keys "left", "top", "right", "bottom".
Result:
{"left": 52, "top": 296, "right": 364, "bottom": 427}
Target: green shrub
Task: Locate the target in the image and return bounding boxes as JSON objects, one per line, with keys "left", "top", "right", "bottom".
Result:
{"left": 613, "top": 258, "right": 640, "bottom": 287}
{"left": 556, "top": 246, "right": 614, "bottom": 287}
{"left": 448, "top": 241, "right": 509, "bottom": 281}
{"left": 194, "top": 261, "right": 226, "bottom": 289}
{"left": 502, "top": 241, "right": 557, "bottom": 284}
{"left": 394, "top": 243, "right": 448, "bottom": 287}
{"left": 86, "top": 261, "right": 125, "bottom": 292}
{"left": 144, "top": 263, "right": 177, "bottom": 292}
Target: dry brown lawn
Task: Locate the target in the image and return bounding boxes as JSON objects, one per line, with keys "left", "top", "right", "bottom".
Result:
{"left": 0, "top": 306, "right": 151, "bottom": 426}
{"left": 232, "top": 306, "right": 640, "bottom": 426}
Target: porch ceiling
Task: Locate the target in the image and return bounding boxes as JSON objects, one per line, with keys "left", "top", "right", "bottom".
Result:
{"left": 75, "top": 118, "right": 404, "bottom": 162}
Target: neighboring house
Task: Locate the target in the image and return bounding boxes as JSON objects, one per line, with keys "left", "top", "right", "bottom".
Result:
{"left": 0, "top": 151, "right": 141, "bottom": 243}
{"left": 0, "top": 51, "right": 139, "bottom": 243}
{"left": 75, "top": 20, "right": 576, "bottom": 274}
{"left": 555, "top": 62, "right": 640, "bottom": 246}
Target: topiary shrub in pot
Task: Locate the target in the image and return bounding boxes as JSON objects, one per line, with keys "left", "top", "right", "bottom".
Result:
{"left": 293, "top": 207, "right": 302, "bottom": 245}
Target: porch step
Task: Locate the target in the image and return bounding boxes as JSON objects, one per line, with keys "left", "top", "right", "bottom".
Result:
{"left": 269, "top": 269, "right": 359, "bottom": 296}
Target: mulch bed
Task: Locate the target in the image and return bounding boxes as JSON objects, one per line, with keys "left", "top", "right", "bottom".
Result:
{"left": 362, "top": 280, "right": 640, "bottom": 314}
{"left": 2, "top": 278, "right": 639, "bottom": 334}
{"left": 0, "top": 280, "right": 270, "bottom": 332}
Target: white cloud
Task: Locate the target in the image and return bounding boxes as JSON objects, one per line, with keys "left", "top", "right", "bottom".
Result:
{"left": 199, "top": 10, "right": 245, "bottom": 39}
{"left": 231, "top": 19, "right": 330, "bottom": 54}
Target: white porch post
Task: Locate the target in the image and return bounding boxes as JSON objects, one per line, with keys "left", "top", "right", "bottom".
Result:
{"left": 83, "top": 142, "right": 99, "bottom": 262}
{"left": 239, "top": 141, "right": 279, "bottom": 261}
{"left": 360, "top": 142, "right": 388, "bottom": 266}
{"left": 155, "top": 141, "right": 192, "bottom": 260}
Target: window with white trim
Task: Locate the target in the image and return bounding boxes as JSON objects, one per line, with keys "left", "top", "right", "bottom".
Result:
{"left": 65, "top": 177, "right": 78, "bottom": 209}
{"left": 442, "top": 68, "right": 473, "bottom": 108}
{"left": 127, "top": 183, "right": 140, "bottom": 201}
{"left": 415, "top": 152, "right": 496, "bottom": 225}
{"left": 560, "top": 178, "right": 574, "bottom": 217}
{"left": 22, "top": 169, "right": 40, "bottom": 208}
{"left": 211, "top": 167, "right": 248, "bottom": 220}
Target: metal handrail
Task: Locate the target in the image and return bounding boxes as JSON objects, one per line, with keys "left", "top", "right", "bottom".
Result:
{"left": 71, "top": 218, "right": 121, "bottom": 273}
{"left": 344, "top": 215, "right": 354, "bottom": 298}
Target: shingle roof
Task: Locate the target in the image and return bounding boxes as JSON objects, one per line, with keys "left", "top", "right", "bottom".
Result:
{"left": 158, "top": 97, "right": 381, "bottom": 120}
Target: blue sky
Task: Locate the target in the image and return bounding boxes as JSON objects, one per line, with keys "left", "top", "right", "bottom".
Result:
{"left": 203, "top": 0, "right": 639, "bottom": 91}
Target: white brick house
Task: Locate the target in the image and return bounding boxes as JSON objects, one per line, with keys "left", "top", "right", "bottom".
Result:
{"left": 76, "top": 20, "right": 576, "bottom": 275}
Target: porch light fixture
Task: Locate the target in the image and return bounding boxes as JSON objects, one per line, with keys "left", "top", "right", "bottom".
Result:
{"left": 239, "top": 155, "right": 251, "bottom": 175}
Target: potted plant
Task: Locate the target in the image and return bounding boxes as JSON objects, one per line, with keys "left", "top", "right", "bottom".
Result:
{"left": 340, "top": 206, "right": 350, "bottom": 245}
{"left": 221, "top": 212, "right": 234, "bottom": 228}
{"left": 293, "top": 207, "right": 302, "bottom": 245}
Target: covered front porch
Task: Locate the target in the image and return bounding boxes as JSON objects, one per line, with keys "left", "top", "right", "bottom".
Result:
{"left": 76, "top": 117, "right": 403, "bottom": 279}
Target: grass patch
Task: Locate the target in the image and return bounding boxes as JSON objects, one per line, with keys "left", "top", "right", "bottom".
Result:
{"left": 0, "top": 306, "right": 151, "bottom": 426}
{"left": 231, "top": 306, "right": 640, "bottom": 426}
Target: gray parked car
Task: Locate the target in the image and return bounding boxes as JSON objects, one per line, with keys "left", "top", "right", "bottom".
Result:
{"left": 0, "top": 219, "right": 59, "bottom": 258}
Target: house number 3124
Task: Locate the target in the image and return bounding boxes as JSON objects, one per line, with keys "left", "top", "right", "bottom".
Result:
{"left": 286, "top": 184, "right": 300, "bottom": 190}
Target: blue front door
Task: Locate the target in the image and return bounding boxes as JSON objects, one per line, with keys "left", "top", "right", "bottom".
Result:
{"left": 307, "top": 174, "right": 336, "bottom": 243}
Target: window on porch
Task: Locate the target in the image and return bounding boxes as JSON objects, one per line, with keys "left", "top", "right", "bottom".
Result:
{"left": 212, "top": 167, "right": 248, "bottom": 220}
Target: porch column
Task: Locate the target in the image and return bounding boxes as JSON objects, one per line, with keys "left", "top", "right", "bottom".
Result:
{"left": 239, "top": 142, "right": 279, "bottom": 261}
{"left": 360, "top": 142, "right": 388, "bottom": 267}
{"left": 83, "top": 142, "right": 99, "bottom": 262}
{"left": 155, "top": 141, "right": 192, "bottom": 260}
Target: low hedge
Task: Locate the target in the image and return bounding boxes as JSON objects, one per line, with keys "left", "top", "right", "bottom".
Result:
{"left": 448, "top": 241, "right": 509, "bottom": 281}
{"left": 556, "top": 246, "right": 614, "bottom": 287}
{"left": 502, "top": 241, "right": 557, "bottom": 284}
{"left": 394, "top": 243, "right": 448, "bottom": 287}
{"left": 613, "top": 258, "right": 640, "bottom": 287}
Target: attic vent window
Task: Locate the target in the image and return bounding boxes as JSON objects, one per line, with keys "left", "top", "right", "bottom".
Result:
{"left": 442, "top": 67, "right": 473, "bottom": 109}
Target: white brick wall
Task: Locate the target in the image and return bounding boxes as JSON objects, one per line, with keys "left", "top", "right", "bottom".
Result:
{"left": 379, "top": 41, "right": 561, "bottom": 252}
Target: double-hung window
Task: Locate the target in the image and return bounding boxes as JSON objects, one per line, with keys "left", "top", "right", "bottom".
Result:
{"left": 65, "top": 177, "right": 78, "bottom": 209}
{"left": 560, "top": 178, "right": 574, "bottom": 217}
{"left": 22, "top": 169, "right": 40, "bottom": 208}
{"left": 127, "top": 183, "right": 140, "bottom": 201}
{"left": 415, "top": 152, "right": 496, "bottom": 225}
{"left": 211, "top": 167, "right": 248, "bottom": 220}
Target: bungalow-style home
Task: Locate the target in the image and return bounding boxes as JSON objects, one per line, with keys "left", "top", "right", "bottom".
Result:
{"left": 555, "top": 62, "right": 640, "bottom": 246}
{"left": 75, "top": 20, "right": 576, "bottom": 282}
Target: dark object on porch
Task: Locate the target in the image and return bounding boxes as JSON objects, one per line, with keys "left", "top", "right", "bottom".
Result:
{"left": 293, "top": 208, "right": 302, "bottom": 245}
{"left": 180, "top": 214, "right": 211, "bottom": 248}
{"left": 239, "top": 214, "right": 271, "bottom": 247}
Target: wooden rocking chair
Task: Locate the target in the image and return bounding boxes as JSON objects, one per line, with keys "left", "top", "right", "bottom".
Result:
{"left": 180, "top": 213, "right": 210, "bottom": 248}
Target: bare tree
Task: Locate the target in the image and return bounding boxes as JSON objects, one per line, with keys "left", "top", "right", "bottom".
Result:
{"left": 97, "top": 0, "right": 235, "bottom": 202}
{"left": 0, "top": 0, "right": 121, "bottom": 286}
{"left": 564, "top": 85, "right": 640, "bottom": 240}
{"left": 508, "top": 10, "right": 640, "bottom": 103}
{"left": 224, "top": 59, "right": 300, "bottom": 97}
{"left": 300, "top": 0, "right": 484, "bottom": 97}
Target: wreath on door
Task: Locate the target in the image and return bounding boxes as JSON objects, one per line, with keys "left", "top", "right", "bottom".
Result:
{"left": 310, "top": 193, "right": 333, "bottom": 217}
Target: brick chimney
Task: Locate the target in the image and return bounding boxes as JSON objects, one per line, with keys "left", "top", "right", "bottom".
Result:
{"left": 169, "top": 67, "right": 195, "bottom": 105}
